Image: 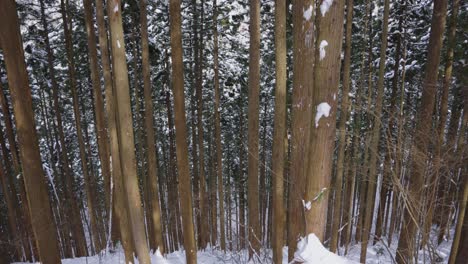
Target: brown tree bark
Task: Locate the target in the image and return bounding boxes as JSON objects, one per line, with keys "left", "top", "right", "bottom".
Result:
{"left": 422, "top": 0, "right": 460, "bottom": 248}
{"left": 246, "top": 0, "right": 261, "bottom": 259}
{"left": 169, "top": 0, "right": 197, "bottom": 262}
{"left": 396, "top": 1, "right": 448, "bottom": 262}
{"left": 94, "top": 0, "right": 120, "bottom": 245}
{"left": 271, "top": 0, "right": 287, "bottom": 261}
{"left": 106, "top": 1, "right": 151, "bottom": 263}
{"left": 287, "top": 0, "right": 315, "bottom": 259}
{"left": 83, "top": 0, "right": 112, "bottom": 230}
{"left": 139, "top": 0, "right": 164, "bottom": 254}
{"left": 330, "top": 0, "right": 353, "bottom": 253}
{"left": 0, "top": 1, "right": 61, "bottom": 262}
{"left": 305, "top": 0, "right": 345, "bottom": 241}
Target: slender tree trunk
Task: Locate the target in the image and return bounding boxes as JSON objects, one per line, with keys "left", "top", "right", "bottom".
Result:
{"left": 360, "top": 0, "right": 390, "bottom": 261}
{"left": 238, "top": 97, "right": 246, "bottom": 249}
{"left": 272, "top": 0, "right": 286, "bottom": 261}
{"left": 83, "top": 0, "right": 111, "bottom": 221}
{"left": 330, "top": 0, "right": 353, "bottom": 253}
{"left": 107, "top": 1, "right": 151, "bottom": 263}
{"left": 0, "top": 1, "right": 61, "bottom": 262}
{"left": 304, "top": 0, "right": 345, "bottom": 241}
{"left": 376, "top": 2, "right": 405, "bottom": 245}
{"left": 169, "top": 0, "right": 197, "bottom": 262}
{"left": 246, "top": 0, "right": 261, "bottom": 259}
{"left": 138, "top": 0, "right": 164, "bottom": 253}
{"left": 396, "top": 1, "right": 448, "bottom": 262}
{"left": 212, "top": 0, "right": 226, "bottom": 251}
{"left": 389, "top": 37, "right": 408, "bottom": 247}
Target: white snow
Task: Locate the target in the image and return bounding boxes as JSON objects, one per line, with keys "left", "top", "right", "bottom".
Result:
{"left": 303, "top": 5, "right": 313, "bottom": 21}
{"left": 315, "top": 102, "right": 331, "bottom": 128}
{"left": 293, "top": 233, "right": 357, "bottom": 263}
{"left": 319, "top": 40, "right": 328, "bottom": 61}
{"left": 13, "top": 227, "right": 457, "bottom": 264}
{"left": 320, "top": 0, "right": 334, "bottom": 17}
{"left": 117, "top": 40, "right": 121, "bottom": 48}
{"left": 113, "top": 4, "right": 119, "bottom": 13}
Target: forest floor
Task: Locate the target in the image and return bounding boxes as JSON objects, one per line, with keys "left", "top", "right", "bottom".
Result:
{"left": 14, "top": 227, "right": 455, "bottom": 264}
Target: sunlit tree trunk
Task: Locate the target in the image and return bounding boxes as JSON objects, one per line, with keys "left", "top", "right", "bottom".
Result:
{"left": 0, "top": 1, "right": 61, "bottom": 262}
{"left": 107, "top": 1, "right": 151, "bottom": 263}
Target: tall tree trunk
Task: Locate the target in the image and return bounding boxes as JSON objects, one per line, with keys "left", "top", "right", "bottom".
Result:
{"left": 272, "top": 0, "right": 287, "bottom": 261}
{"left": 95, "top": 0, "right": 120, "bottom": 245}
{"left": 84, "top": 0, "right": 112, "bottom": 225}
{"left": 61, "top": 0, "right": 101, "bottom": 254}
{"left": 246, "top": 0, "right": 261, "bottom": 259}
{"left": 287, "top": 0, "right": 315, "bottom": 259}
{"left": 0, "top": 1, "right": 61, "bottom": 262}
{"left": 106, "top": 1, "right": 151, "bottom": 263}
{"left": 396, "top": 1, "right": 448, "bottom": 262}
{"left": 360, "top": 0, "right": 390, "bottom": 261}
{"left": 168, "top": 0, "right": 197, "bottom": 262}
{"left": 59, "top": 0, "right": 89, "bottom": 256}
{"left": 212, "top": 0, "right": 226, "bottom": 251}
{"left": 139, "top": 0, "right": 164, "bottom": 253}
{"left": 238, "top": 97, "right": 246, "bottom": 249}
{"left": 423, "top": 0, "right": 460, "bottom": 248}
{"left": 388, "top": 36, "right": 408, "bottom": 247}
{"left": 304, "top": 0, "right": 345, "bottom": 240}
{"left": 330, "top": 0, "right": 353, "bottom": 253}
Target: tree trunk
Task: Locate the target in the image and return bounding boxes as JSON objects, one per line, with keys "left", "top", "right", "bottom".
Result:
{"left": 106, "top": 1, "right": 151, "bottom": 263}
{"left": 396, "top": 1, "right": 448, "bottom": 262}
{"left": 83, "top": 0, "right": 111, "bottom": 221}
{"left": 139, "top": 0, "right": 164, "bottom": 253}
{"left": 61, "top": 0, "right": 101, "bottom": 253}
{"left": 287, "top": 0, "right": 315, "bottom": 259}
{"left": 304, "top": 0, "right": 345, "bottom": 241}
{"left": 94, "top": 0, "right": 120, "bottom": 245}
{"left": 246, "top": 0, "right": 261, "bottom": 259}
{"left": 169, "top": 0, "right": 197, "bottom": 262}
{"left": 272, "top": 0, "right": 287, "bottom": 261}
{"left": 0, "top": 1, "right": 62, "bottom": 262}
{"left": 212, "top": 0, "right": 226, "bottom": 251}
{"left": 360, "top": 0, "right": 390, "bottom": 261}
{"left": 330, "top": 0, "right": 353, "bottom": 253}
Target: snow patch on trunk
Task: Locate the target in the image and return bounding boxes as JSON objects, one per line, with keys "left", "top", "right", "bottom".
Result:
{"left": 315, "top": 102, "right": 331, "bottom": 128}
{"left": 319, "top": 40, "right": 328, "bottom": 60}
{"left": 320, "top": 0, "right": 334, "bottom": 17}
{"left": 303, "top": 5, "right": 313, "bottom": 21}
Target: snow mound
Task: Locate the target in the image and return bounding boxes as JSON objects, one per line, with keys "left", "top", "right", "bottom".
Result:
{"left": 293, "top": 234, "right": 359, "bottom": 264}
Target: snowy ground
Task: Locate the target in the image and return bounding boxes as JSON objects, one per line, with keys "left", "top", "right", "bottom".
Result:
{"left": 14, "top": 229, "right": 454, "bottom": 264}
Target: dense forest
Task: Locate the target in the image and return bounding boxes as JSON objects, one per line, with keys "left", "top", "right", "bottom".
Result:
{"left": 0, "top": 0, "right": 466, "bottom": 263}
